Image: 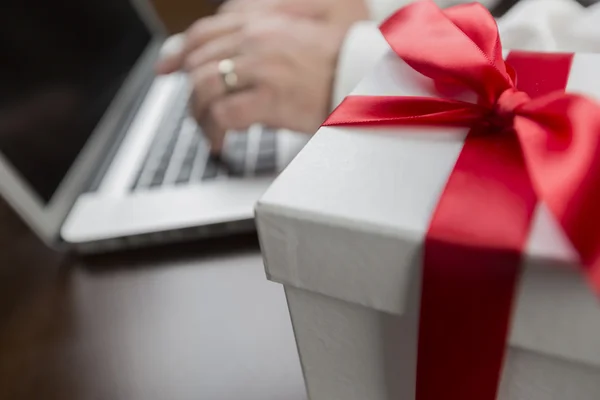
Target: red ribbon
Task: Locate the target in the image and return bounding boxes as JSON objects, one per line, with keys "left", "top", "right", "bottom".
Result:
{"left": 323, "top": 1, "right": 600, "bottom": 399}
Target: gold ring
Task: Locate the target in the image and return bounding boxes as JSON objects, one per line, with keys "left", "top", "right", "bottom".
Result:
{"left": 218, "top": 58, "right": 238, "bottom": 93}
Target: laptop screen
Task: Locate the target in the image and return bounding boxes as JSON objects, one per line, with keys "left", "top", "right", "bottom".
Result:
{"left": 0, "top": 0, "right": 152, "bottom": 203}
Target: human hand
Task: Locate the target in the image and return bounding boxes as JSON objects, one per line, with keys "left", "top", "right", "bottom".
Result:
{"left": 155, "top": 0, "right": 367, "bottom": 74}
{"left": 219, "top": 0, "right": 370, "bottom": 29}
{"left": 158, "top": 13, "right": 346, "bottom": 152}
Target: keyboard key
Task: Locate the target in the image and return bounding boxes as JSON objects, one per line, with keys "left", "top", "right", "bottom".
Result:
{"left": 226, "top": 133, "right": 248, "bottom": 152}
{"left": 131, "top": 84, "right": 190, "bottom": 190}
{"left": 175, "top": 135, "right": 200, "bottom": 184}
{"left": 222, "top": 150, "right": 246, "bottom": 176}
{"left": 133, "top": 115, "right": 282, "bottom": 190}
{"left": 175, "top": 163, "right": 194, "bottom": 184}
{"left": 149, "top": 130, "right": 180, "bottom": 187}
{"left": 202, "top": 154, "right": 220, "bottom": 180}
{"left": 254, "top": 130, "right": 278, "bottom": 175}
{"left": 261, "top": 129, "right": 276, "bottom": 140}
{"left": 222, "top": 132, "right": 247, "bottom": 175}
{"left": 132, "top": 139, "right": 168, "bottom": 190}
{"left": 255, "top": 154, "right": 278, "bottom": 175}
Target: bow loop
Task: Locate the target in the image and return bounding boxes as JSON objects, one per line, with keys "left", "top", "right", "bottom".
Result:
{"left": 381, "top": 1, "right": 513, "bottom": 105}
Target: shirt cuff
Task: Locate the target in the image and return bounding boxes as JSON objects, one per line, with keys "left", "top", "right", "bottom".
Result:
{"left": 365, "top": 0, "right": 504, "bottom": 24}
{"left": 331, "top": 21, "right": 391, "bottom": 109}
{"left": 497, "top": 0, "right": 594, "bottom": 53}
{"left": 365, "top": 0, "right": 412, "bottom": 23}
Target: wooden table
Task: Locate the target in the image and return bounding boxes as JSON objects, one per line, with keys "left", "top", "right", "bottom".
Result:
{"left": 152, "top": 0, "right": 220, "bottom": 33}
{"left": 0, "top": 200, "right": 306, "bottom": 400}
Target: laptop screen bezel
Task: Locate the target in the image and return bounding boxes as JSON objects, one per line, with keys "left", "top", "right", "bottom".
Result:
{"left": 0, "top": 0, "right": 168, "bottom": 246}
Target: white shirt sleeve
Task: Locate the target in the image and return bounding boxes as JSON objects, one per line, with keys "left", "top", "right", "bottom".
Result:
{"left": 498, "top": 0, "right": 600, "bottom": 53}
{"left": 367, "top": 0, "right": 503, "bottom": 24}
{"left": 331, "top": 21, "right": 390, "bottom": 108}
{"left": 332, "top": 0, "right": 600, "bottom": 110}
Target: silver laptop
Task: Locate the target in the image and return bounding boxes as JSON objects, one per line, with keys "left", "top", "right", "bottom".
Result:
{"left": 0, "top": 0, "right": 307, "bottom": 252}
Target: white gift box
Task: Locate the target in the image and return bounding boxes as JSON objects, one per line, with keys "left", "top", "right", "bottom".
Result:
{"left": 256, "top": 51, "right": 600, "bottom": 400}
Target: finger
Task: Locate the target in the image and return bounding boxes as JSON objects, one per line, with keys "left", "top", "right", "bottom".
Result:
{"left": 157, "top": 17, "right": 242, "bottom": 74}
{"left": 184, "top": 14, "right": 245, "bottom": 57}
{"left": 221, "top": 0, "right": 319, "bottom": 19}
{"left": 156, "top": 53, "right": 182, "bottom": 75}
{"left": 155, "top": 34, "right": 185, "bottom": 74}
{"left": 198, "top": 111, "right": 227, "bottom": 154}
{"left": 189, "top": 56, "right": 257, "bottom": 116}
{"left": 209, "top": 87, "right": 272, "bottom": 131}
{"left": 184, "top": 32, "right": 244, "bottom": 72}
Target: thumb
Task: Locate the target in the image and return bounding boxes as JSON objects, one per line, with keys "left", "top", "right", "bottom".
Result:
{"left": 155, "top": 34, "right": 185, "bottom": 75}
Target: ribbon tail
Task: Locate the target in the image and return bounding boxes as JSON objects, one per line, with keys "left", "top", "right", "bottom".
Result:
{"left": 421, "top": 126, "right": 537, "bottom": 400}
{"left": 323, "top": 96, "right": 484, "bottom": 127}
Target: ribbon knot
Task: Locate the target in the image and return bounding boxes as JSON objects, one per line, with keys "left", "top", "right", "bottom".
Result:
{"left": 488, "top": 88, "right": 531, "bottom": 132}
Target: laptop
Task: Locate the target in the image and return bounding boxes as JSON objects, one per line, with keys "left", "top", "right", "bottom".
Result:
{"left": 0, "top": 0, "right": 308, "bottom": 252}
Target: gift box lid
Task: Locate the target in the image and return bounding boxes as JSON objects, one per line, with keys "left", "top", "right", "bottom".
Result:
{"left": 256, "top": 51, "right": 600, "bottom": 368}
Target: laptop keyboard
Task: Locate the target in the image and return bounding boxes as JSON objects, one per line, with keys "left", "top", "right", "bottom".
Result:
{"left": 132, "top": 92, "right": 278, "bottom": 191}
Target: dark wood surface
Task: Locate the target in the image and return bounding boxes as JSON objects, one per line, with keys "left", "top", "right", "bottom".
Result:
{"left": 0, "top": 199, "right": 306, "bottom": 400}
{"left": 151, "top": 0, "right": 219, "bottom": 33}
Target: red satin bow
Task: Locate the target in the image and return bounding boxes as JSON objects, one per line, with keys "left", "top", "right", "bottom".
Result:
{"left": 323, "top": 1, "right": 600, "bottom": 399}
